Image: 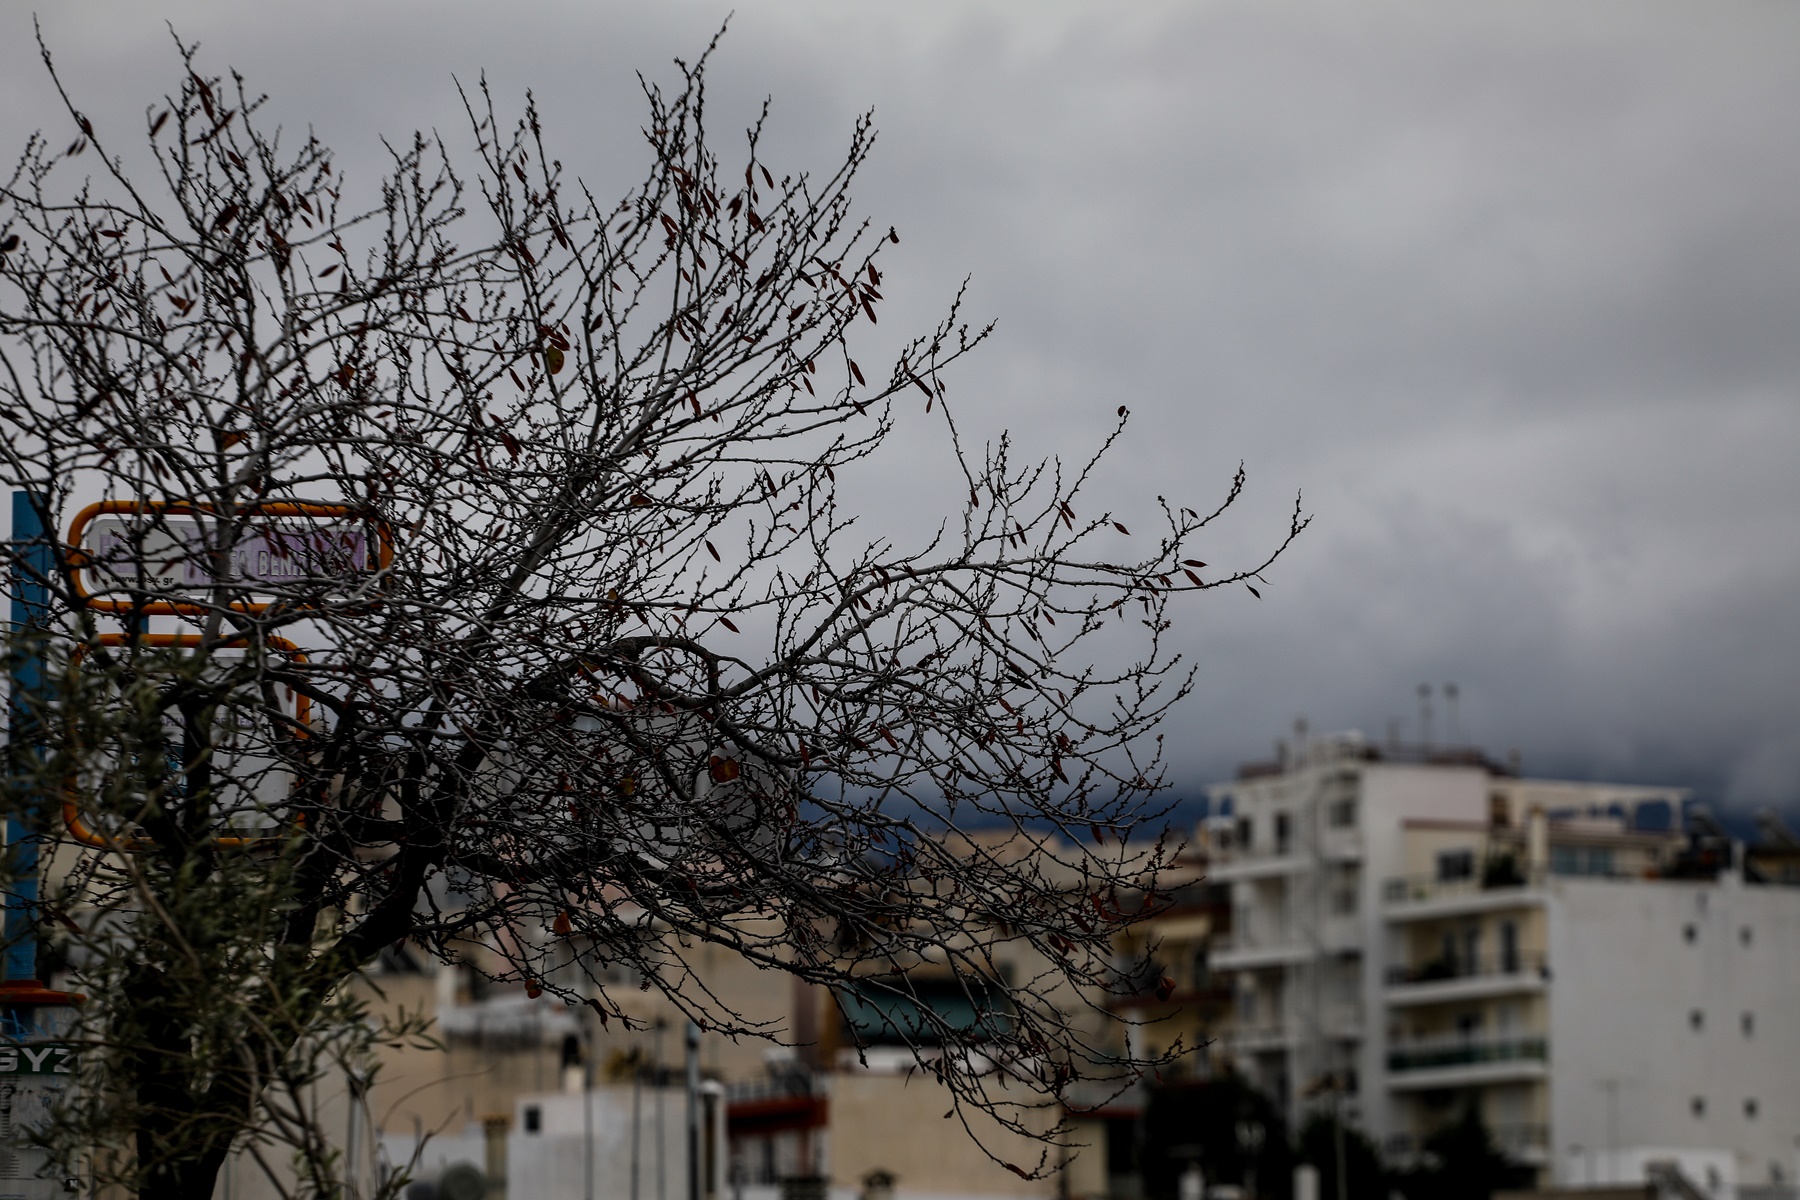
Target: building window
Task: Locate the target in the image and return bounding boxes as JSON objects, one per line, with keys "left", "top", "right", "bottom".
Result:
{"left": 1550, "top": 844, "right": 1615, "bottom": 876}
{"left": 1745, "top": 1098, "right": 1759, "bottom": 1120}
{"left": 1237, "top": 817, "right": 1254, "bottom": 852}
{"left": 1328, "top": 797, "right": 1357, "bottom": 828}
{"left": 1742, "top": 1011, "right": 1755, "bottom": 1038}
{"left": 1330, "top": 888, "right": 1357, "bottom": 916}
{"left": 1275, "top": 812, "right": 1292, "bottom": 854}
{"left": 1740, "top": 926, "right": 1752, "bottom": 947}
{"left": 1689, "top": 1009, "right": 1704, "bottom": 1032}
{"left": 1683, "top": 923, "right": 1697, "bottom": 944}
{"left": 1691, "top": 1096, "right": 1706, "bottom": 1118}
{"left": 1500, "top": 921, "right": 1520, "bottom": 973}
{"left": 1437, "top": 849, "right": 1475, "bottom": 883}
{"left": 523, "top": 1104, "right": 542, "bottom": 1134}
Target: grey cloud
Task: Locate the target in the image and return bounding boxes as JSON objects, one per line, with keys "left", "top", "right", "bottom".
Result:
{"left": 7, "top": 0, "right": 1797, "bottom": 809}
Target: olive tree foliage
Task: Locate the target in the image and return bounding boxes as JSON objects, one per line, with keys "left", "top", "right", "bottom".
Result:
{"left": 0, "top": 27, "right": 1304, "bottom": 1200}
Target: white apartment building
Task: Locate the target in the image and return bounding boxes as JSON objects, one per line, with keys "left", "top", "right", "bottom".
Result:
{"left": 1202, "top": 731, "right": 1800, "bottom": 1195}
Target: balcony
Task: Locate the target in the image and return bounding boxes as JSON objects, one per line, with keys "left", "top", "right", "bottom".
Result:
{"left": 1207, "top": 851, "right": 1312, "bottom": 882}
{"left": 1220, "top": 1004, "right": 1362, "bottom": 1053}
{"left": 1385, "top": 1035, "right": 1548, "bottom": 1090}
{"left": 1319, "top": 913, "right": 1363, "bottom": 953}
{"left": 1319, "top": 827, "right": 1363, "bottom": 863}
{"left": 437, "top": 993, "right": 581, "bottom": 1045}
{"left": 1383, "top": 954, "right": 1548, "bottom": 1007}
{"left": 1209, "top": 932, "right": 1311, "bottom": 972}
{"left": 1322, "top": 1003, "right": 1365, "bottom": 1039}
{"left": 1492, "top": 1122, "right": 1551, "bottom": 1164}
{"left": 1382, "top": 870, "right": 1546, "bottom": 922}
{"left": 1227, "top": 1022, "right": 1292, "bottom": 1053}
{"left": 1208, "top": 833, "right": 1363, "bottom": 881}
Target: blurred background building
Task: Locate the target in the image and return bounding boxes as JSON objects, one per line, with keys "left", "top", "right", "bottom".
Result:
{"left": 99, "top": 726, "right": 1799, "bottom": 1200}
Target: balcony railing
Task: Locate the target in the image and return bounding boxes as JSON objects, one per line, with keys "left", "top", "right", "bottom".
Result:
{"left": 1385, "top": 860, "right": 1655, "bottom": 907}
{"left": 436, "top": 993, "right": 581, "bottom": 1044}
{"left": 1228, "top": 1021, "right": 1290, "bottom": 1045}
{"left": 1492, "top": 1123, "right": 1551, "bottom": 1156}
{"left": 1210, "top": 930, "right": 1298, "bottom": 955}
{"left": 1385, "top": 953, "right": 1547, "bottom": 987}
{"left": 1382, "top": 869, "right": 1545, "bottom": 906}
{"left": 1387, "top": 1034, "right": 1547, "bottom": 1073}
{"left": 727, "top": 1070, "right": 824, "bottom": 1105}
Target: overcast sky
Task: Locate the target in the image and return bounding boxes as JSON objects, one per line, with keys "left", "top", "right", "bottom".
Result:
{"left": 7, "top": 0, "right": 1799, "bottom": 814}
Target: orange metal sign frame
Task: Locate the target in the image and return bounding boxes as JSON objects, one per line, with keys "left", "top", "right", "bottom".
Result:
{"left": 65, "top": 500, "right": 393, "bottom": 616}
{"left": 62, "top": 633, "right": 312, "bottom": 850}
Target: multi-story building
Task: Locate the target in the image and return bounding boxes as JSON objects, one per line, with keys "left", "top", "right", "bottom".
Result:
{"left": 1203, "top": 730, "right": 1800, "bottom": 1195}
{"left": 347, "top": 828, "right": 1190, "bottom": 1200}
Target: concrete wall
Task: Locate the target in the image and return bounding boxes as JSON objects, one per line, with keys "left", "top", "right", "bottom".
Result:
{"left": 1546, "top": 873, "right": 1800, "bottom": 1192}
{"left": 495, "top": 1086, "right": 695, "bottom": 1200}
{"left": 827, "top": 1072, "right": 1059, "bottom": 1198}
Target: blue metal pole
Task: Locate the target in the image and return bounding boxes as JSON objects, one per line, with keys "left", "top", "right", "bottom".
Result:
{"left": 6, "top": 489, "right": 49, "bottom": 983}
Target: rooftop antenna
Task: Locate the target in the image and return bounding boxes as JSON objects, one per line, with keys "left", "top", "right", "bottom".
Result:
{"left": 1417, "top": 683, "right": 1434, "bottom": 750}
{"left": 1443, "top": 682, "right": 1460, "bottom": 745}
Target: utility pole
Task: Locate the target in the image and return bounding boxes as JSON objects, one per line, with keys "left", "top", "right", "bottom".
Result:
{"left": 631, "top": 1043, "right": 644, "bottom": 1200}
{"left": 656, "top": 1020, "right": 668, "bottom": 1200}
{"left": 584, "top": 1006, "right": 596, "bottom": 1200}
{"left": 1604, "top": 1078, "right": 1618, "bottom": 1184}
{"left": 686, "top": 1021, "right": 702, "bottom": 1200}
{"left": 4, "top": 492, "right": 47, "bottom": 986}
{"left": 3, "top": 491, "right": 85, "bottom": 1198}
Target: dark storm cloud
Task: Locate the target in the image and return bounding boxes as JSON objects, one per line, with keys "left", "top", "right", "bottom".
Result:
{"left": 7, "top": 0, "right": 1797, "bottom": 808}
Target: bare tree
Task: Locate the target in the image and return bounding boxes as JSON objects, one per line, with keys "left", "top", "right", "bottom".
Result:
{"left": 0, "top": 27, "right": 1304, "bottom": 1200}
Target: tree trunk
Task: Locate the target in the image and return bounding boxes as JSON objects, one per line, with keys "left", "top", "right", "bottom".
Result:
{"left": 128, "top": 961, "right": 235, "bottom": 1200}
